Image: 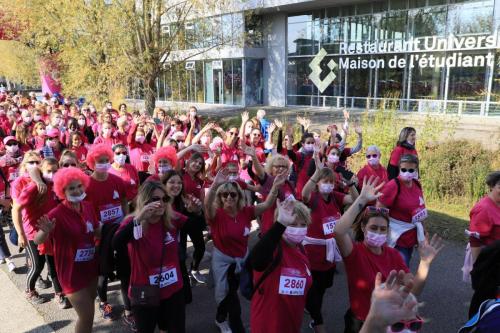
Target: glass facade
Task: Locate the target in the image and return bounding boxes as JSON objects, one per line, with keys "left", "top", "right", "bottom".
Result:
{"left": 286, "top": 0, "right": 499, "bottom": 114}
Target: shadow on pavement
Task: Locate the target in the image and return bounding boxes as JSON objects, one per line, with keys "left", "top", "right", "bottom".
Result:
{"left": 23, "top": 320, "right": 71, "bottom": 333}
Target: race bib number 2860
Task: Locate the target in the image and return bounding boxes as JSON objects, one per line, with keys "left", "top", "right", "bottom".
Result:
{"left": 278, "top": 275, "right": 306, "bottom": 296}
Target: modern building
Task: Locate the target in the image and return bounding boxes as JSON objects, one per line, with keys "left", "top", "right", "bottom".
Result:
{"left": 130, "top": 0, "right": 500, "bottom": 116}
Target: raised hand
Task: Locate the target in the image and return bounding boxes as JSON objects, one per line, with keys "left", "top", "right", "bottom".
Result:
{"left": 418, "top": 234, "right": 444, "bottom": 264}
{"left": 136, "top": 200, "right": 163, "bottom": 222}
{"left": 274, "top": 119, "right": 283, "bottom": 129}
{"left": 213, "top": 168, "right": 229, "bottom": 186}
{"left": 273, "top": 170, "right": 288, "bottom": 188}
{"left": 367, "top": 270, "right": 418, "bottom": 327}
{"left": 183, "top": 195, "right": 202, "bottom": 213}
{"left": 276, "top": 198, "right": 296, "bottom": 226}
{"left": 359, "top": 175, "right": 384, "bottom": 202}
{"left": 241, "top": 111, "right": 249, "bottom": 123}
{"left": 37, "top": 215, "right": 56, "bottom": 233}
{"left": 240, "top": 142, "right": 256, "bottom": 157}
{"left": 343, "top": 109, "right": 350, "bottom": 120}
{"left": 355, "top": 122, "right": 362, "bottom": 135}
{"left": 190, "top": 144, "right": 209, "bottom": 154}
{"left": 268, "top": 123, "right": 276, "bottom": 135}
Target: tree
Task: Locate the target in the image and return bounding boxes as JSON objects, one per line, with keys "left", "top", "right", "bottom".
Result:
{"left": 1, "top": 0, "right": 246, "bottom": 112}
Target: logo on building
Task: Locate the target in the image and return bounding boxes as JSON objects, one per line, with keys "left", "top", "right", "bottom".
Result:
{"left": 309, "top": 48, "right": 337, "bottom": 93}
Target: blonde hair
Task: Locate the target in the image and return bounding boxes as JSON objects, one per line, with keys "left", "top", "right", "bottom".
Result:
{"left": 19, "top": 150, "right": 42, "bottom": 174}
{"left": 214, "top": 182, "right": 245, "bottom": 211}
{"left": 265, "top": 154, "right": 291, "bottom": 175}
{"left": 274, "top": 200, "right": 312, "bottom": 226}
{"left": 133, "top": 181, "right": 173, "bottom": 230}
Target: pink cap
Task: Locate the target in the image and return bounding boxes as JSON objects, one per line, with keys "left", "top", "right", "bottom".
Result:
{"left": 46, "top": 128, "right": 60, "bottom": 138}
{"left": 3, "top": 136, "right": 17, "bottom": 145}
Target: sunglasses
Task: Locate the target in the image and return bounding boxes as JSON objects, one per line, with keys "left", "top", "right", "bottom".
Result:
{"left": 146, "top": 196, "right": 169, "bottom": 204}
{"left": 400, "top": 168, "right": 416, "bottom": 173}
{"left": 5, "top": 142, "right": 18, "bottom": 146}
{"left": 115, "top": 151, "right": 127, "bottom": 156}
{"left": 62, "top": 163, "right": 77, "bottom": 167}
{"left": 366, "top": 154, "right": 378, "bottom": 158}
{"left": 390, "top": 317, "right": 423, "bottom": 332}
{"left": 27, "top": 161, "right": 40, "bottom": 165}
{"left": 221, "top": 192, "right": 238, "bottom": 199}
{"left": 365, "top": 206, "right": 389, "bottom": 215}
{"left": 273, "top": 164, "right": 288, "bottom": 169}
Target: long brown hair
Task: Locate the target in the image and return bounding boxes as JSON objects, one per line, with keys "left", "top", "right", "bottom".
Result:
{"left": 132, "top": 181, "right": 173, "bottom": 231}
{"left": 353, "top": 210, "right": 390, "bottom": 241}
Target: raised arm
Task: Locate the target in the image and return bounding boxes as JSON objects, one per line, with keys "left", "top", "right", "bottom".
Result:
{"left": 302, "top": 146, "right": 322, "bottom": 204}
{"left": 238, "top": 111, "right": 249, "bottom": 142}
{"left": 410, "top": 234, "right": 444, "bottom": 296}
{"left": 334, "top": 176, "right": 384, "bottom": 257}
{"left": 241, "top": 142, "right": 265, "bottom": 180}
{"left": 204, "top": 169, "right": 228, "bottom": 220}
{"left": 254, "top": 171, "right": 286, "bottom": 216}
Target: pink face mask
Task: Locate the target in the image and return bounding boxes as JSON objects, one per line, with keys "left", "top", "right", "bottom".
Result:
{"left": 365, "top": 231, "right": 387, "bottom": 247}
{"left": 367, "top": 156, "right": 380, "bottom": 166}
{"left": 284, "top": 226, "right": 307, "bottom": 245}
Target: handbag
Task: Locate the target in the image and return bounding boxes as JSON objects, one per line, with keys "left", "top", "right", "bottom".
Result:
{"left": 130, "top": 224, "right": 167, "bottom": 307}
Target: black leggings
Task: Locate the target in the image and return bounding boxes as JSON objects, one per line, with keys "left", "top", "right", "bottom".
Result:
{"left": 180, "top": 214, "right": 206, "bottom": 271}
{"left": 46, "top": 255, "right": 62, "bottom": 294}
{"left": 26, "top": 240, "right": 45, "bottom": 291}
{"left": 133, "top": 290, "right": 186, "bottom": 333}
{"left": 344, "top": 308, "right": 364, "bottom": 333}
{"left": 216, "top": 264, "right": 244, "bottom": 333}
{"left": 305, "top": 268, "right": 335, "bottom": 326}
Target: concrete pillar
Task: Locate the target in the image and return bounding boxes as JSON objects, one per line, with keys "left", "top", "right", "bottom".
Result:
{"left": 263, "top": 13, "right": 287, "bottom": 107}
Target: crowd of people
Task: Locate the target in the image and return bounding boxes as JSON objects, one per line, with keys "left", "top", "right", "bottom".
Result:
{"left": 0, "top": 88, "right": 498, "bottom": 333}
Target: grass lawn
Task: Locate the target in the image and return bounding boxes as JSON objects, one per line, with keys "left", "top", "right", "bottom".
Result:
{"left": 425, "top": 199, "right": 472, "bottom": 244}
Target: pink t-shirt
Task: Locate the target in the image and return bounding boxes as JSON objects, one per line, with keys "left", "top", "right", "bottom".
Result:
{"left": 85, "top": 173, "right": 127, "bottom": 224}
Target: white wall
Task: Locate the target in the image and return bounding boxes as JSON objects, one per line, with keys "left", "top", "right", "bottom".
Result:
{"left": 263, "top": 13, "right": 287, "bottom": 107}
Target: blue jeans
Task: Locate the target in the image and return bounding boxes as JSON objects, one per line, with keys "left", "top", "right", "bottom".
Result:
{"left": 395, "top": 245, "right": 413, "bottom": 268}
{"left": 0, "top": 229, "right": 12, "bottom": 260}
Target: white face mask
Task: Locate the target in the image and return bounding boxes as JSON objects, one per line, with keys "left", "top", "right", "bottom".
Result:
{"left": 400, "top": 171, "right": 417, "bottom": 182}
{"left": 114, "top": 154, "right": 127, "bottom": 166}
{"left": 78, "top": 119, "right": 86, "bottom": 126}
{"left": 23, "top": 116, "right": 32, "bottom": 123}
{"left": 102, "top": 129, "right": 111, "bottom": 138}
{"left": 42, "top": 172, "right": 54, "bottom": 182}
{"left": 367, "top": 156, "right": 380, "bottom": 166}
{"left": 95, "top": 162, "right": 111, "bottom": 172}
{"left": 228, "top": 175, "right": 239, "bottom": 182}
{"left": 319, "top": 183, "right": 334, "bottom": 194}
{"left": 135, "top": 136, "right": 145, "bottom": 144}
{"left": 303, "top": 143, "right": 314, "bottom": 152}
{"left": 158, "top": 165, "right": 172, "bottom": 174}
{"left": 67, "top": 192, "right": 86, "bottom": 203}
{"left": 328, "top": 154, "right": 339, "bottom": 164}
{"left": 34, "top": 115, "right": 42, "bottom": 122}
{"left": 200, "top": 136, "right": 210, "bottom": 145}
{"left": 284, "top": 226, "right": 307, "bottom": 245}
{"left": 6, "top": 145, "right": 18, "bottom": 153}
{"left": 177, "top": 142, "right": 185, "bottom": 149}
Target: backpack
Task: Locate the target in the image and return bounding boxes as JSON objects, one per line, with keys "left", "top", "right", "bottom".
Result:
{"left": 240, "top": 243, "right": 283, "bottom": 301}
{"left": 459, "top": 298, "right": 500, "bottom": 332}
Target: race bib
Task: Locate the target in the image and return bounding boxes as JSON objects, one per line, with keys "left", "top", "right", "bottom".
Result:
{"left": 322, "top": 216, "right": 338, "bottom": 236}
{"left": 412, "top": 207, "right": 428, "bottom": 223}
{"left": 99, "top": 204, "right": 123, "bottom": 222}
{"left": 279, "top": 275, "right": 306, "bottom": 296}
{"left": 149, "top": 267, "right": 178, "bottom": 288}
{"left": 141, "top": 154, "right": 150, "bottom": 162}
{"left": 74, "top": 247, "right": 95, "bottom": 262}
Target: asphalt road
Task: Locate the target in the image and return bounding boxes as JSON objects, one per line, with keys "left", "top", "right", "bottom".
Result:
{"left": 0, "top": 226, "right": 472, "bottom": 333}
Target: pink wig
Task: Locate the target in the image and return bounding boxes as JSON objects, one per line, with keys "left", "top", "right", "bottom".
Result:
{"left": 53, "top": 167, "right": 90, "bottom": 200}
{"left": 87, "top": 143, "right": 114, "bottom": 169}
{"left": 152, "top": 146, "right": 177, "bottom": 168}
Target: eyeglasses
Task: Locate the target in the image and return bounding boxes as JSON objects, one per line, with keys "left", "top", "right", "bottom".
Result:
{"left": 390, "top": 317, "right": 423, "bottom": 332}
{"left": 400, "top": 168, "right": 416, "bottom": 173}
{"left": 115, "top": 151, "right": 127, "bottom": 156}
{"left": 366, "top": 154, "right": 378, "bottom": 158}
{"left": 365, "top": 206, "right": 389, "bottom": 215}
{"left": 220, "top": 192, "right": 237, "bottom": 199}
{"left": 146, "top": 196, "right": 169, "bottom": 204}
{"left": 62, "top": 163, "right": 77, "bottom": 168}
{"left": 27, "top": 161, "right": 40, "bottom": 165}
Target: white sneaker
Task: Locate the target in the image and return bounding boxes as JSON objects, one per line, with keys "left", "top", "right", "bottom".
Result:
{"left": 6, "top": 259, "right": 15, "bottom": 272}
{"left": 214, "top": 320, "right": 232, "bottom": 333}
{"left": 191, "top": 270, "right": 207, "bottom": 284}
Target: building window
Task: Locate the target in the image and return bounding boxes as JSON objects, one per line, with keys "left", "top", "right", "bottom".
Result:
{"left": 245, "top": 14, "right": 263, "bottom": 47}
